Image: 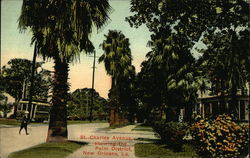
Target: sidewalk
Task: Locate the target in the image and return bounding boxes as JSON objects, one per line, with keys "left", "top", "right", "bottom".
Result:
{"left": 67, "top": 124, "right": 157, "bottom": 158}
{"left": 0, "top": 125, "right": 48, "bottom": 158}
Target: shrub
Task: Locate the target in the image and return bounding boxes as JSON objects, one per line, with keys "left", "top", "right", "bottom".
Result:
{"left": 152, "top": 121, "right": 188, "bottom": 151}
{"left": 191, "top": 115, "right": 249, "bottom": 158}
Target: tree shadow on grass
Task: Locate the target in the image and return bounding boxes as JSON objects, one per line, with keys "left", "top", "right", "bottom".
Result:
{"left": 68, "top": 140, "right": 88, "bottom": 145}
{"left": 134, "top": 137, "right": 160, "bottom": 143}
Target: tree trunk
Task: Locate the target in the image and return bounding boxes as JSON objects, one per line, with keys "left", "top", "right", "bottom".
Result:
{"left": 46, "top": 57, "right": 69, "bottom": 142}
{"left": 13, "top": 97, "right": 20, "bottom": 118}
{"left": 230, "top": 79, "right": 238, "bottom": 120}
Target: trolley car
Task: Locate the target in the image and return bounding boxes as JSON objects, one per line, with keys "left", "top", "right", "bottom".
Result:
{"left": 17, "top": 99, "right": 51, "bottom": 122}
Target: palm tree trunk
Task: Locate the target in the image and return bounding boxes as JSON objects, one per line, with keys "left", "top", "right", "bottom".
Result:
{"left": 46, "top": 56, "right": 69, "bottom": 142}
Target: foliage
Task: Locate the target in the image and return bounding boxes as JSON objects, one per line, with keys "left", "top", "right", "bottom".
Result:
{"left": 99, "top": 30, "right": 137, "bottom": 123}
{"left": 198, "top": 28, "right": 250, "bottom": 116}
{"left": 67, "top": 88, "right": 108, "bottom": 120}
{"left": 127, "top": 0, "right": 249, "bottom": 41}
{"left": 152, "top": 121, "right": 188, "bottom": 151}
{"left": 0, "top": 94, "right": 13, "bottom": 118}
{"left": 135, "top": 28, "right": 199, "bottom": 122}
{"left": 191, "top": 115, "right": 249, "bottom": 158}
{"left": 127, "top": 0, "right": 249, "bottom": 122}
{"left": 134, "top": 142, "right": 197, "bottom": 158}
{"left": 99, "top": 30, "right": 133, "bottom": 79}
{"left": 1, "top": 58, "right": 51, "bottom": 102}
{"left": 19, "top": 0, "right": 112, "bottom": 60}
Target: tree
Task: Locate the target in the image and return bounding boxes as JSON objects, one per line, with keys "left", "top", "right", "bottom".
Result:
{"left": 0, "top": 94, "right": 13, "bottom": 118}
{"left": 99, "top": 30, "right": 136, "bottom": 123}
{"left": 67, "top": 88, "right": 108, "bottom": 121}
{"left": 1, "top": 58, "right": 51, "bottom": 117}
{"left": 136, "top": 30, "right": 198, "bottom": 122}
{"left": 127, "top": 0, "right": 249, "bottom": 122}
{"left": 99, "top": 30, "right": 133, "bottom": 88}
{"left": 126, "top": 0, "right": 249, "bottom": 41}
{"left": 199, "top": 29, "right": 250, "bottom": 116}
{"left": 18, "top": 0, "right": 112, "bottom": 142}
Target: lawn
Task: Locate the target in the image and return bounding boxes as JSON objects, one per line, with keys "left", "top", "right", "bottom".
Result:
{"left": 0, "top": 118, "right": 20, "bottom": 126}
{"left": 8, "top": 141, "right": 86, "bottom": 158}
{"left": 67, "top": 120, "right": 107, "bottom": 124}
{"left": 132, "top": 124, "right": 154, "bottom": 132}
{"left": 0, "top": 118, "right": 107, "bottom": 126}
{"left": 134, "top": 143, "right": 198, "bottom": 158}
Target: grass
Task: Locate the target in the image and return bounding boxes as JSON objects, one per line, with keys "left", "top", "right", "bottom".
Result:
{"left": 0, "top": 118, "right": 20, "bottom": 126}
{"left": 132, "top": 124, "right": 154, "bottom": 132}
{"left": 108, "top": 124, "right": 129, "bottom": 129}
{"left": 99, "top": 124, "right": 129, "bottom": 131}
{"left": 135, "top": 137, "right": 159, "bottom": 142}
{"left": 8, "top": 141, "right": 86, "bottom": 158}
{"left": 67, "top": 120, "right": 107, "bottom": 124}
{"left": 134, "top": 143, "right": 199, "bottom": 158}
{"left": 0, "top": 118, "right": 107, "bottom": 126}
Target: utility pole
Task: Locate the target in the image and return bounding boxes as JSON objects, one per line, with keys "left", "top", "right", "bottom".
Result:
{"left": 0, "top": 35, "right": 1, "bottom": 75}
{"left": 89, "top": 51, "right": 97, "bottom": 122}
{"left": 27, "top": 43, "right": 37, "bottom": 120}
{"left": 0, "top": 48, "right": 1, "bottom": 75}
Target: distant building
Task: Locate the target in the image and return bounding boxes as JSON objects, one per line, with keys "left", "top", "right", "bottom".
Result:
{"left": 195, "top": 83, "right": 249, "bottom": 122}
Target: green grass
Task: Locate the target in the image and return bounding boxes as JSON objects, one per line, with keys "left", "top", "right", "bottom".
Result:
{"left": 132, "top": 124, "right": 154, "bottom": 132}
{"left": 99, "top": 124, "right": 131, "bottom": 131}
{"left": 0, "top": 119, "right": 20, "bottom": 126}
{"left": 67, "top": 120, "right": 107, "bottom": 124}
{"left": 0, "top": 119, "right": 107, "bottom": 126}
{"left": 8, "top": 141, "right": 86, "bottom": 158}
{"left": 109, "top": 124, "right": 128, "bottom": 129}
{"left": 135, "top": 143, "right": 198, "bottom": 158}
{"left": 135, "top": 137, "right": 159, "bottom": 142}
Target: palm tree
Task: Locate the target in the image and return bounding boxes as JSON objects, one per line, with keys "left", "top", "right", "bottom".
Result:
{"left": 99, "top": 30, "right": 135, "bottom": 124}
{"left": 99, "top": 30, "right": 133, "bottom": 88}
{"left": 136, "top": 27, "right": 198, "bottom": 122}
{"left": 18, "top": 0, "right": 111, "bottom": 142}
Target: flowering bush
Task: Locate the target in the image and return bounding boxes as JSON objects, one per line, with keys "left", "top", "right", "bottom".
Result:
{"left": 152, "top": 121, "right": 188, "bottom": 151}
{"left": 191, "top": 115, "right": 249, "bottom": 158}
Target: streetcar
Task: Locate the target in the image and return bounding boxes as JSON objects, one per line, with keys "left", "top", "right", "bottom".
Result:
{"left": 17, "top": 99, "right": 51, "bottom": 122}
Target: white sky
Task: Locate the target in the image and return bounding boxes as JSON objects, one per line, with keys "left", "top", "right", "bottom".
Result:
{"left": 1, "top": 0, "right": 151, "bottom": 98}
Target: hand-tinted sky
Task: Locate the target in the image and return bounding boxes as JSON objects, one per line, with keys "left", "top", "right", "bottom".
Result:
{"left": 1, "top": 0, "right": 152, "bottom": 98}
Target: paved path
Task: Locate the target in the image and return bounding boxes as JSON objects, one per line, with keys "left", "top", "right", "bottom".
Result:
{"left": 0, "top": 124, "right": 48, "bottom": 158}
{"left": 0, "top": 123, "right": 157, "bottom": 158}
{"left": 67, "top": 124, "right": 157, "bottom": 158}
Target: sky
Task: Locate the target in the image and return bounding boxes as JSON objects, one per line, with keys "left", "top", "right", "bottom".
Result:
{"left": 1, "top": 0, "right": 152, "bottom": 98}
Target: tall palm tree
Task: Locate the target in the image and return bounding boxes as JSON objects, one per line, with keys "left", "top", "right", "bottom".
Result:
{"left": 136, "top": 27, "right": 198, "bottom": 122}
{"left": 99, "top": 30, "right": 135, "bottom": 123}
{"left": 18, "top": 0, "right": 111, "bottom": 142}
{"left": 99, "top": 30, "right": 133, "bottom": 89}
